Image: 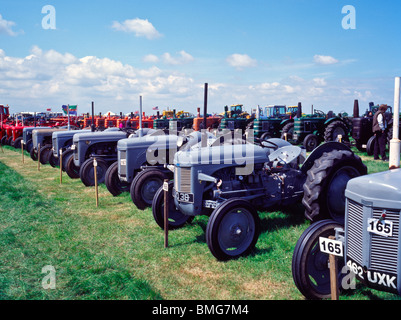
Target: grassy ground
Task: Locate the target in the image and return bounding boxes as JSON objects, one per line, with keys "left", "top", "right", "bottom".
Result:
{"left": 0, "top": 144, "right": 399, "bottom": 300}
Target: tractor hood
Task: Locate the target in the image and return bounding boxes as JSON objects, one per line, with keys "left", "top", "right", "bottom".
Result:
{"left": 174, "top": 137, "right": 292, "bottom": 167}
{"left": 73, "top": 130, "right": 127, "bottom": 143}
{"left": 346, "top": 169, "right": 401, "bottom": 209}
{"left": 118, "top": 133, "right": 178, "bottom": 151}
{"left": 32, "top": 128, "right": 67, "bottom": 146}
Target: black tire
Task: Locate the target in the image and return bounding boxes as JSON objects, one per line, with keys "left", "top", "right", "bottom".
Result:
{"left": 65, "top": 154, "right": 80, "bottom": 179}
{"left": 366, "top": 135, "right": 376, "bottom": 156}
{"left": 61, "top": 149, "right": 73, "bottom": 171}
{"left": 302, "top": 150, "right": 367, "bottom": 224}
{"left": 7, "top": 136, "right": 13, "bottom": 146}
{"left": 152, "top": 181, "right": 193, "bottom": 230}
{"left": 206, "top": 198, "right": 261, "bottom": 261}
{"left": 39, "top": 145, "right": 52, "bottom": 165}
{"left": 130, "top": 168, "right": 172, "bottom": 210}
{"left": 260, "top": 132, "right": 271, "bottom": 141}
{"left": 324, "top": 120, "right": 349, "bottom": 143}
{"left": 281, "top": 122, "right": 295, "bottom": 142}
{"left": 303, "top": 134, "right": 319, "bottom": 152}
{"left": 105, "top": 161, "right": 130, "bottom": 196}
{"left": 48, "top": 152, "right": 59, "bottom": 168}
{"left": 25, "top": 139, "right": 33, "bottom": 153}
{"left": 79, "top": 158, "right": 109, "bottom": 186}
{"left": 0, "top": 136, "right": 6, "bottom": 145}
{"left": 292, "top": 220, "right": 345, "bottom": 300}
{"left": 13, "top": 137, "right": 23, "bottom": 149}
{"left": 30, "top": 147, "right": 38, "bottom": 161}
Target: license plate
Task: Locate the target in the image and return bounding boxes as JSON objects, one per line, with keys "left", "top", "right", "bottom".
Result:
{"left": 367, "top": 218, "right": 393, "bottom": 237}
{"left": 176, "top": 192, "right": 194, "bottom": 203}
{"left": 71, "top": 144, "right": 76, "bottom": 150}
{"left": 120, "top": 159, "right": 126, "bottom": 166}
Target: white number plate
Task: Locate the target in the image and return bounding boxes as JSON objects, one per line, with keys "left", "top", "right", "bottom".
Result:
{"left": 120, "top": 159, "right": 126, "bottom": 166}
{"left": 71, "top": 144, "right": 75, "bottom": 150}
{"left": 319, "top": 237, "right": 343, "bottom": 257}
{"left": 367, "top": 218, "right": 393, "bottom": 237}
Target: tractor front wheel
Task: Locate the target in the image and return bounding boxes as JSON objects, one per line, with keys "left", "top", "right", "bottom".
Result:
{"left": 130, "top": 168, "right": 171, "bottom": 210}
{"left": 105, "top": 161, "right": 130, "bottom": 196}
{"left": 303, "top": 134, "right": 319, "bottom": 152}
{"left": 206, "top": 198, "right": 260, "bottom": 261}
{"left": 79, "top": 158, "right": 109, "bottom": 186}
{"left": 152, "top": 181, "right": 193, "bottom": 230}
{"left": 292, "top": 220, "right": 345, "bottom": 300}
{"left": 65, "top": 154, "right": 80, "bottom": 179}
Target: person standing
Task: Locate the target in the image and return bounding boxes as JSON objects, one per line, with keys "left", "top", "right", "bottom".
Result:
{"left": 372, "top": 104, "right": 389, "bottom": 161}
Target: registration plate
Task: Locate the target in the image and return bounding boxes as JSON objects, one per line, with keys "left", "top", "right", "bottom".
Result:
{"left": 120, "top": 159, "right": 126, "bottom": 166}
{"left": 176, "top": 192, "right": 194, "bottom": 203}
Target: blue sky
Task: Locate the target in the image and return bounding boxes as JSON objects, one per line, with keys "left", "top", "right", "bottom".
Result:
{"left": 1, "top": 0, "right": 401, "bottom": 115}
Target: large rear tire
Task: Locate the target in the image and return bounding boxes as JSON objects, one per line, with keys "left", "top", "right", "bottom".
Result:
{"left": 324, "top": 120, "right": 349, "bottom": 143}
{"left": 302, "top": 150, "right": 367, "bottom": 224}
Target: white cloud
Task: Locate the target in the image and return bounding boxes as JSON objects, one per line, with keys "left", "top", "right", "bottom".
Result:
{"left": 162, "top": 51, "right": 194, "bottom": 65}
{"left": 0, "top": 14, "right": 20, "bottom": 36}
{"left": 313, "top": 55, "right": 339, "bottom": 65}
{"left": 112, "top": 18, "right": 162, "bottom": 39}
{"left": 143, "top": 54, "right": 159, "bottom": 63}
{"left": 226, "top": 54, "right": 257, "bottom": 69}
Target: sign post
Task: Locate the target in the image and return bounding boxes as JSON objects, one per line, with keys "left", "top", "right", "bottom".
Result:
{"left": 59, "top": 149, "right": 63, "bottom": 184}
{"left": 163, "top": 180, "right": 169, "bottom": 248}
{"left": 94, "top": 158, "right": 99, "bottom": 207}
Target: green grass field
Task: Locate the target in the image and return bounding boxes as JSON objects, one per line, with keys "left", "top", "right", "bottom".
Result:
{"left": 0, "top": 144, "right": 399, "bottom": 300}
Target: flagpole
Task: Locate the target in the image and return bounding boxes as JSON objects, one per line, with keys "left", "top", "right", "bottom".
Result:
{"left": 68, "top": 104, "right": 70, "bottom": 130}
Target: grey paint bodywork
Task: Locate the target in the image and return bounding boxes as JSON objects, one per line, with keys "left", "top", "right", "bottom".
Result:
{"left": 344, "top": 169, "right": 401, "bottom": 295}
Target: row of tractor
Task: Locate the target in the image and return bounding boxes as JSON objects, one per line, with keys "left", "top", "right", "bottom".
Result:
{"left": 2, "top": 96, "right": 400, "bottom": 300}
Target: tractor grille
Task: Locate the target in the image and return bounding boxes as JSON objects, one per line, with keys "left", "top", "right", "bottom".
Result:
{"left": 53, "top": 138, "right": 57, "bottom": 152}
{"left": 175, "top": 167, "right": 192, "bottom": 193}
{"left": 370, "top": 208, "right": 399, "bottom": 274}
{"left": 346, "top": 199, "right": 400, "bottom": 275}
{"left": 346, "top": 200, "right": 364, "bottom": 266}
{"left": 119, "top": 150, "right": 127, "bottom": 177}
{"left": 73, "top": 142, "right": 79, "bottom": 161}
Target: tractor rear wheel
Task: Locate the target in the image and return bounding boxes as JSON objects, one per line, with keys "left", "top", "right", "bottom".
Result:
{"left": 366, "top": 135, "right": 375, "bottom": 156}
{"left": 65, "top": 154, "right": 80, "bottom": 179}
{"left": 292, "top": 220, "right": 345, "bottom": 300}
{"left": 152, "top": 181, "right": 193, "bottom": 230}
{"left": 206, "top": 198, "right": 260, "bottom": 261}
{"left": 281, "top": 122, "right": 295, "bottom": 142}
{"left": 130, "top": 168, "right": 171, "bottom": 210}
{"left": 302, "top": 150, "right": 367, "bottom": 224}
{"left": 0, "top": 136, "right": 7, "bottom": 145}
{"left": 105, "top": 161, "right": 130, "bottom": 196}
{"left": 79, "top": 158, "right": 109, "bottom": 186}
{"left": 324, "top": 120, "right": 349, "bottom": 143}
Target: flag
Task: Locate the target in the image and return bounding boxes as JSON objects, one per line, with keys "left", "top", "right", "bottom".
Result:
{"left": 46, "top": 108, "right": 52, "bottom": 112}
{"left": 62, "top": 105, "right": 78, "bottom": 115}
{"left": 152, "top": 106, "right": 159, "bottom": 110}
